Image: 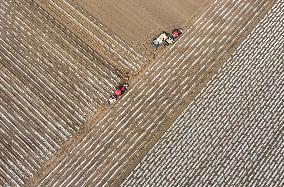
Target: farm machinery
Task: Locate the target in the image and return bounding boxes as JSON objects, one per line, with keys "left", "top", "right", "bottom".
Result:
{"left": 152, "top": 31, "right": 169, "bottom": 49}
{"left": 108, "top": 82, "right": 129, "bottom": 105}
{"left": 152, "top": 28, "right": 183, "bottom": 48}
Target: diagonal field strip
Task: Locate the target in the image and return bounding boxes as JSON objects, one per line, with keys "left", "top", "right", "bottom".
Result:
{"left": 34, "top": 0, "right": 147, "bottom": 74}
{"left": 0, "top": 0, "right": 123, "bottom": 186}
{"left": 64, "top": 0, "right": 147, "bottom": 64}
{"left": 122, "top": 1, "right": 284, "bottom": 185}
{"left": 25, "top": 0, "right": 275, "bottom": 186}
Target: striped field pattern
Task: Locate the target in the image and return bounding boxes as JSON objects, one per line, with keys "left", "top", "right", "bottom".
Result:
{"left": 34, "top": 0, "right": 147, "bottom": 73}
{"left": 0, "top": 0, "right": 279, "bottom": 186}
{"left": 26, "top": 0, "right": 275, "bottom": 186}
{"left": 123, "top": 1, "right": 284, "bottom": 186}
{"left": 0, "top": 0, "right": 122, "bottom": 186}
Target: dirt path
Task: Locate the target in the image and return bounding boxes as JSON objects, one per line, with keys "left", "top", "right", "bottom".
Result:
{"left": 24, "top": 0, "right": 275, "bottom": 186}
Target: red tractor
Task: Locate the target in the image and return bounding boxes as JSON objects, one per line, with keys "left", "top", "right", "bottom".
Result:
{"left": 108, "top": 83, "right": 129, "bottom": 104}
{"left": 165, "top": 28, "right": 183, "bottom": 46}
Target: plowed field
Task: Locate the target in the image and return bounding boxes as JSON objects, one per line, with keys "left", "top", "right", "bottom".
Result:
{"left": 0, "top": 0, "right": 278, "bottom": 186}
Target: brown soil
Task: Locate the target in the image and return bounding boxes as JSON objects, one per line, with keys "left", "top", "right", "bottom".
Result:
{"left": 2, "top": 0, "right": 276, "bottom": 186}
{"left": 75, "top": 0, "right": 207, "bottom": 54}
{"left": 24, "top": 0, "right": 275, "bottom": 186}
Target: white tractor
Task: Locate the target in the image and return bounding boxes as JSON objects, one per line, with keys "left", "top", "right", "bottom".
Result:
{"left": 152, "top": 31, "right": 169, "bottom": 49}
